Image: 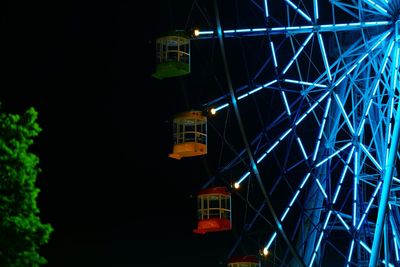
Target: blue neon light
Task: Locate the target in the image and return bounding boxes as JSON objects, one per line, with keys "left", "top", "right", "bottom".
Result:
{"left": 300, "top": 173, "right": 311, "bottom": 189}
{"left": 281, "top": 207, "right": 290, "bottom": 221}
{"left": 313, "top": 0, "right": 319, "bottom": 20}
{"left": 264, "top": 0, "right": 269, "bottom": 18}
{"left": 371, "top": 31, "right": 392, "bottom": 51}
{"left": 334, "top": 93, "right": 355, "bottom": 134}
{"left": 365, "top": 0, "right": 388, "bottom": 14}
{"left": 283, "top": 33, "right": 313, "bottom": 74}
{"left": 309, "top": 252, "right": 317, "bottom": 266}
{"left": 282, "top": 91, "right": 291, "bottom": 115}
{"left": 333, "top": 147, "right": 354, "bottom": 203}
{"left": 295, "top": 113, "right": 307, "bottom": 126}
{"left": 393, "top": 47, "right": 400, "bottom": 89}
{"left": 289, "top": 190, "right": 300, "bottom": 207}
{"left": 360, "top": 143, "right": 382, "bottom": 170}
{"left": 285, "top": 0, "right": 312, "bottom": 22}
{"left": 315, "top": 142, "right": 352, "bottom": 167}
{"left": 196, "top": 21, "right": 391, "bottom": 38}
{"left": 360, "top": 241, "right": 372, "bottom": 253}
{"left": 267, "top": 140, "right": 279, "bottom": 153}
{"left": 381, "top": 41, "right": 395, "bottom": 73}
{"left": 236, "top": 29, "right": 251, "bottom": 33}
{"left": 393, "top": 227, "right": 400, "bottom": 261}
{"left": 313, "top": 141, "right": 320, "bottom": 162}
{"left": 347, "top": 240, "right": 355, "bottom": 264}
{"left": 237, "top": 171, "right": 251, "bottom": 185}
{"left": 353, "top": 150, "right": 358, "bottom": 226}
{"left": 238, "top": 93, "right": 249, "bottom": 100}
{"left": 198, "top": 30, "right": 214, "bottom": 35}
{"left": 297, "top": 137, "right": 308, "bottom": 159}
{"left": 323, "top": 211, "right": 332, "bottom": 230}
{"left": 214, "top": 103, "right": 229, "bottom": 112}
{"left": 256, "top": 153, "right": 267, "bottom": 164}
{"left": 265, "top": 232, "right": 277, "bottom": 250}
{"left": 279, "top": 128, "right": 293, "bottom": 141}
{"left": 284, "top": 79, "right": 327, "bottom": 88}
{"left": 337, "top": 213, "right": 350, "bottom": 231}
{"left": 316, "top": 178, "right": 328, "bottom": 199}
{"left": 356, "top": 181, "right": 382, "bottom": 230}
{"left": 315, "top": 231, "right": 324, "bottom": 251}
{"left": 270, "top": 41, "right": 278, "bottom": 67}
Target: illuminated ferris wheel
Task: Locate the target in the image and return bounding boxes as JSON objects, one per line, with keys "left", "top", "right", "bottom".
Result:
{"left": 155, "top": 0, "right": 400, "bottom": 266}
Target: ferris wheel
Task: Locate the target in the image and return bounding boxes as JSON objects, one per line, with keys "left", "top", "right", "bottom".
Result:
{"left": 155, "top": 0, "right": 400, "bottom": 266}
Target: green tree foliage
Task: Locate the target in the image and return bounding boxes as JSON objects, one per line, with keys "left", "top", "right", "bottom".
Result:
{"left": 0, "top": 107, "right": 53, "bottom": 266}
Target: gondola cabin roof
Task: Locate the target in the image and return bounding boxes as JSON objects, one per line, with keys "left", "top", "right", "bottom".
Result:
{"left": 173, "top": 110, "right": 206, "bottom": 122}
{"left": 197, "top": 186, "right": 230, "bottom": 196}
{"left": 227, "top": 255, "right": 259, "bottom": 263}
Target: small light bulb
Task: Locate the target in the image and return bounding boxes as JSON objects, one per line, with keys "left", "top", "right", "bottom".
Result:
{"left": 210, "top": 108, "right": 217, "bottom": 115}
{"left": 234, "top": 182, "right": 240, "bottom": 189}
{"left": 194, "top": 29, "right": 200, "bottom": 37}
{"left": 263, "top": 247, "right": 269, "bottom": 256}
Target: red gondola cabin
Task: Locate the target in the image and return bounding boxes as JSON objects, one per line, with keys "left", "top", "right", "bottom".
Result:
{"left": 227, "top": 255, "right": 260, "bottom": 267}
{"left": 193, "top": 187, "right": 231, "bottom": 234}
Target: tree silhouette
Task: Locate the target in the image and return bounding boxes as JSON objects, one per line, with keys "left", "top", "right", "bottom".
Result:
{"left": 0, "top": 107, "right": 53, "bottom": 266}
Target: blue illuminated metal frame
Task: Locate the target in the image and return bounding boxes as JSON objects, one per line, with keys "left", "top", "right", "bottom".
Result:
{"left": 191, "top": 0, "right": 400, "bottom": 266}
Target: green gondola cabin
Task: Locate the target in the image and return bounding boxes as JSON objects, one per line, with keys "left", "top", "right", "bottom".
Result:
{"left": 193, "top": 187, "right": 232, "bottom": 234}
{"left": 168, "top": 110, "right": 207, "bottom": 160}
{"left": 227, "top": 255, "right": 260, "bottom": 267}
{"left": 152, "top": 31, "right": 190, "bottom": 79}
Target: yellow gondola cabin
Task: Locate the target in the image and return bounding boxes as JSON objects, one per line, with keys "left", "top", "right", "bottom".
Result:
{"left": 168, "top": 110, "right": 207, "bottom": 160}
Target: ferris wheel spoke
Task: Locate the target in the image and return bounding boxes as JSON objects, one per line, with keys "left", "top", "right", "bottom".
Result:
{"left": 392, "top": 46, "right": 400, "bottom": 91}
{"left": 313, "top": 0, "right": 319, "bottom": 20}
{"left": 362, "top": 0, "right": 390, "bottom": 16}
{"left": 309, "top": 210, "right": 333, "bottom": 266}
{"left": 331, "top": 0, "right": 362, "bottom": 19}
{"left": 235, "top": 91, "right": 330, "bottom": 186}
{"left": 389, "top": 214, "right": 400, "bottom": 262}
{"left": 283, "top": 79, "right": 328, "bottom": 88}
{"left": 285, "top": 0, "right": 313, "bottom": 23}
{"left": 235, "top": 93, "right": 330, "bottom": 188}
{"left": 269, "top": 41, "right": 278, "bottom": 68}
{"left": 270, "top": 145, "right": 354, "bottom": 257}
{"left": 360, "top": 142, "right": 383, "bottom": 170}
{"left": 346, "top": 239, "right": 356, "bottom": 266}
{"left": 332, "top": 146, "right": 355, "bottom": 204}
{"left": 312, "top": 97, "right": 332, "bottom": 161}
{"left": 317, "top": 33, "right": 332, "bottom": 81}
{"left": 283, "top": 33, "right": 314, "bottom": 75}
{"left": 315, "top": 142, "right": 352, "bottom": 167}
{"left": 331, "top": 30, "right": 392, "bottom": 86}
{"left": 356, "top": 180, "right": 382, "bottom": 230}
{"left": 336, "top": 212, "right": 351, "bottom": 230}
{"left": 195, "top": 21, "right": 391, "bottom": 39}
{"left": 333, "top": 93, "right": 356, "bottom": 134}
{"left": 263, "top": 0, "right": 270, "bottom": 18}
{"left": 264, "top": 172, "right": 313, "bottom": 254}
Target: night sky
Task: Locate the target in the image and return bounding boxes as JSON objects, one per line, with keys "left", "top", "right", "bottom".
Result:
{"left": 1, "top": 0, "right": 228, "bottom": 266}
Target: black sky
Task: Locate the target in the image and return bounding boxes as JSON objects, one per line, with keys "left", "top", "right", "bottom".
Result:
{"left": 1, "top": 0, "right": 230, "bottom": 266}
